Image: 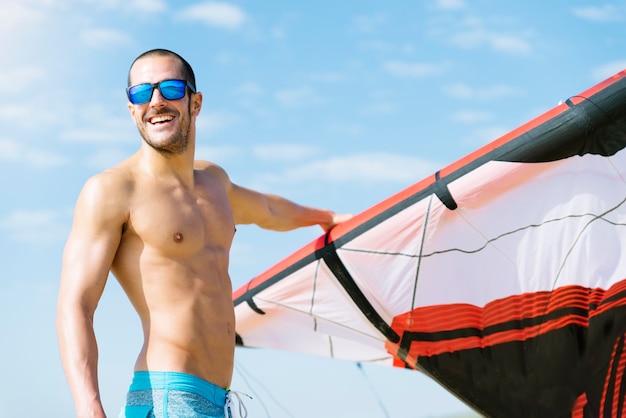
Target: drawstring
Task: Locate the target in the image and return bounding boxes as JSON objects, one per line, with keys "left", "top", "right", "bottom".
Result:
{"left": 225, "top": 390, "right": 252, "bottom": 418}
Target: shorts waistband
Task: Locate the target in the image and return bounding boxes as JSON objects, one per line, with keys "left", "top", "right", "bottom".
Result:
{"left": 129, "top": 371, "right": 227, "bottom": 405}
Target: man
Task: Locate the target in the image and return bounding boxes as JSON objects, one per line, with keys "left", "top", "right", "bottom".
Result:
{"left": 57, "top": 48, "right": 351, "bottom": 418}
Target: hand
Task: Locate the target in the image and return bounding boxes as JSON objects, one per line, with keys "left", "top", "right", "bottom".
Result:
{"left": 320, "top": 212, "right": 354, "bottom": 232}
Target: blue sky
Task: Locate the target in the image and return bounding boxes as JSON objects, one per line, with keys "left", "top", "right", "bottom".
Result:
{"left": 1, "top": 0, "right": 625, "bottom": 416}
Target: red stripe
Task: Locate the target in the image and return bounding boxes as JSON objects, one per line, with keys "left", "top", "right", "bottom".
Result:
{"left": 613, "top": 346, "right": 626, "bottom": 418}
{"left": 599, "top": 333, "right": 626, "bottom": 417}
{"left": 600, "top": 337, "right": 620, "bottom": 415}
{"left": 570, "top": 392, "right": 587, "bottom": 418}
{"left": 388, "top": 279, "right": 626, "bottom": 360}
{"left": 395, "top": 314, "right": 589, "bottom": 359}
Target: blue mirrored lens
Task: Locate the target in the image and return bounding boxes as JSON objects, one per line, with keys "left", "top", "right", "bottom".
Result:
{"left": 159, "top": 80, "right": 186, "bottom": 100}
{"left": 128, "top": 84, "right": 154, "bottom": 104}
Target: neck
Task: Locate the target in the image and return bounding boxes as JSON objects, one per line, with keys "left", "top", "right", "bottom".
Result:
{"left": 138, "top": 140, "right": 196, "bottom": 186}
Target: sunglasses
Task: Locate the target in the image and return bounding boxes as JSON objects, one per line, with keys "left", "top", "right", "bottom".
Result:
{"left": 126, "top": 79, "right": 196, "bottom": 105}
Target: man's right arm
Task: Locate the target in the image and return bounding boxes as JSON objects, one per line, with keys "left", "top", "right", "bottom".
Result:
{"left": 57, "top": 172, "right": 128, "bottom": 418}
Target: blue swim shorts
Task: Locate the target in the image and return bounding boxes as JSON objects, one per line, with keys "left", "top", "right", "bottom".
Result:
{"left": 120, "top": 371, "right": 232, "bottom": 418}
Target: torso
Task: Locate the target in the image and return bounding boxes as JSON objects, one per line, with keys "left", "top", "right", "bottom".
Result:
{"left": 110, "top": 159, "right": 236, "bottom": 389}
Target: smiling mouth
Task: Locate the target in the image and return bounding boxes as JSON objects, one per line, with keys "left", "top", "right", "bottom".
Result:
{"left": 148, "top": 115, "right": 175, "bottom": 125}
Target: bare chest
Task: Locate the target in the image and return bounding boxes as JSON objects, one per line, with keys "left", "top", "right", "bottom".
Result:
{"left": 127, "top": 181, "right": 234, "bottom": 257}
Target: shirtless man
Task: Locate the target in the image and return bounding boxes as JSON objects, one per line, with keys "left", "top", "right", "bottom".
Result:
{"left": 56, "top": 49, "right": 350, "bottom": 418}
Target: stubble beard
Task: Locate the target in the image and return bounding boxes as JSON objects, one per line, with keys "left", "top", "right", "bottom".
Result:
{"left": 139, "top": 106, "right": 191, "bottom": 156}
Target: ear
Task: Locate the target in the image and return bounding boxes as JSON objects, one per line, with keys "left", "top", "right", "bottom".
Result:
{"left": 127, "top": 102, "right": 135, "bottom": 118}
{"left": 191, "top": 92, "right": 203, "bottom": 117}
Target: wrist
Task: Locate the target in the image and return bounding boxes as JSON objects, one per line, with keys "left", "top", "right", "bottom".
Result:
{"left": 75, "top": 398, "right": 106, "bottom": 418}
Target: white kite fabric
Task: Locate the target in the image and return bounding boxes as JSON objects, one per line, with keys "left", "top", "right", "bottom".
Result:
{"left": 233, "top": 70, "right": 626, "bottom": 417}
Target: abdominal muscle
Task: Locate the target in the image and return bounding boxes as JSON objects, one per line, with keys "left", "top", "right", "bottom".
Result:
{"left": 113, "top": 245, "right": 236, "bottom": 390}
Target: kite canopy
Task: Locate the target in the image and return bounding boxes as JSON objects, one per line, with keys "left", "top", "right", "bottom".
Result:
{"left": 233, "top": 70, "right": 626, "bottom": 417}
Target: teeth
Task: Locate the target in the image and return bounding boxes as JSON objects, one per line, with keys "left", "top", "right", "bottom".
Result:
{"left": 150, "top": 115, "right": 174, "bottom": 124}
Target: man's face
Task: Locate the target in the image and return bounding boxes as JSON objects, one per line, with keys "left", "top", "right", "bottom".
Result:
{"left": 127, "top": 55, "right": 201, "bottom": 155}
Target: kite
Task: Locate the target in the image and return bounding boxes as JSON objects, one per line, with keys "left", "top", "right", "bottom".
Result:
{"left": 233, "top": 69, "right": 626, "bottom": 417}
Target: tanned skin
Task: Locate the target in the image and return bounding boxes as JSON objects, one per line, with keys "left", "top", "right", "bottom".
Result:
{"left": 57, "top": 51, "right": 351, "bottom": 418}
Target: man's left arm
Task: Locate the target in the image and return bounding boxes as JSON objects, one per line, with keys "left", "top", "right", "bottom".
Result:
{"left": 229, "top": 183, "right": 351, "bottom": 232}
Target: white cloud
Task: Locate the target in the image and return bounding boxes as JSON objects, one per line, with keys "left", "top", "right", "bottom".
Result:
{"left": 59, "top": 103, "right": 136, "bottom": 144}
{"left": 383, "top": 61, "right": 445, "bottom": 78}
{"left": 443, "top": 83, "right": 473, "bottom": 99}
{"left": 0, "top": 2, "right": 48, "bottom": 34}
{"left": 436, "top": 0, "right": 466, "bottom": 11}
{"left": 80, "top": 28, "right": 134, "bottom": 48}
{"left": 0, "top": 209, "right": 58, "bottom": 229}
{"left": 234, "top": 82, "right": 263, "bottom": 97}
{"left": 450, "top": 110, "right": 493, "bottom": 124}
{"left": 196, "top": 111, "right": 241, "bottom": 136}
{"left": 0, "top": 138, "right": 68, "bottom": 169}
{"left": 253, "top": 144, "right": 319, "bottom": 162}
{"left": 352, "top": 13, "right": 388, "bottom": 33}
{"left": 126, "top": 0, "right": 167, "bottom": 13}
{"left": 443, "top": 83, "right": 521, "bottom": 100}
{"left": 279, "top": 153, "right": 440, "bottom": 184}
{"left": 571, "top": 5, "right": 623, "bottom": 22}
{"left": 360, "top": 102, "right": 396, "bottom": 116}
{"left": 79, "top": 0, "right": 166, "bottom": 13}
{"left": 359, "top": 41, "right": 416, "bottom": 56}
{"left": 309, "top": 71, "right": 347, "bottom": 83}
{"left": 271, "top": 27, "right": 286, "bottom": 40}
{"left": 591, "top": 61, "right": 626, "bottom": 82}
{"left": 0, "top": 67, "right": 47, "bottom": 94}
{"left": 60, "top": 127, "right": 133, "bottom": 144}
{"left": 449, "top": 27, "right": 532, "bottom": 54}
{"left": 0, "top": 137, "right": 19, "bottom": 160}
{"left": 489, "top": 34, "right": 532, "bottom": 54}
{"left": 328, "top": 122, "right": 364, "bottom": 137}
{"left": 0, "top": 209, "right": 68, "bottom": 245}
{"left": 274, "top": 87, "right": 323, "bottom": 108}
{"left": 176, "top": 1, "right": 247, "bottom": 30}
{"left": 84, "top": 148, "right": 132, "bottom": 170}
{"left": 359, "top": 40, "right": 395, "bottom": 54}
{"left": 214, "top": 51, "right": 246, "bottom": 66}
{"left": 0, "top": 104, "right": 34, "bottom": 126}
{"left": 232, "top": 82, "right": 265, "bottom": 108}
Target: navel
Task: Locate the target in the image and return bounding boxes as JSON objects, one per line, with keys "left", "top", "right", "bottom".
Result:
{"left": 172, "top": 232, "right": 184, "bottom": 243}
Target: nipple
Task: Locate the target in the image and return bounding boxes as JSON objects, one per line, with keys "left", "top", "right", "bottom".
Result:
{"left": 173, "top": 232, "right": 184, "bottom": 243}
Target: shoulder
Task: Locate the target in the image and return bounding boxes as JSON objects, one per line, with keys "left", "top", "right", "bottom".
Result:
{"left": 194, "top": 159, "right": 227, "bottom": 174}
{"left": 81, "top": 166, "right": 134, "bottom": 201}
{"left": 75, "top": 165, "right": 134, "bottom": 224}
{"left": 194, "top": 160, "right": 231, "bottom": 186}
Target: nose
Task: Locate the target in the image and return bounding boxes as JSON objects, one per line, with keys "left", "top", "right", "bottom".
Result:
{"left": 149, "top": 86, "right": 167, "bottom": 107}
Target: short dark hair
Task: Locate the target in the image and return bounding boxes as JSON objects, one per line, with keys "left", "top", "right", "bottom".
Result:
{"left": 127, "top": 49, "right": 196, "bottom": 90}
